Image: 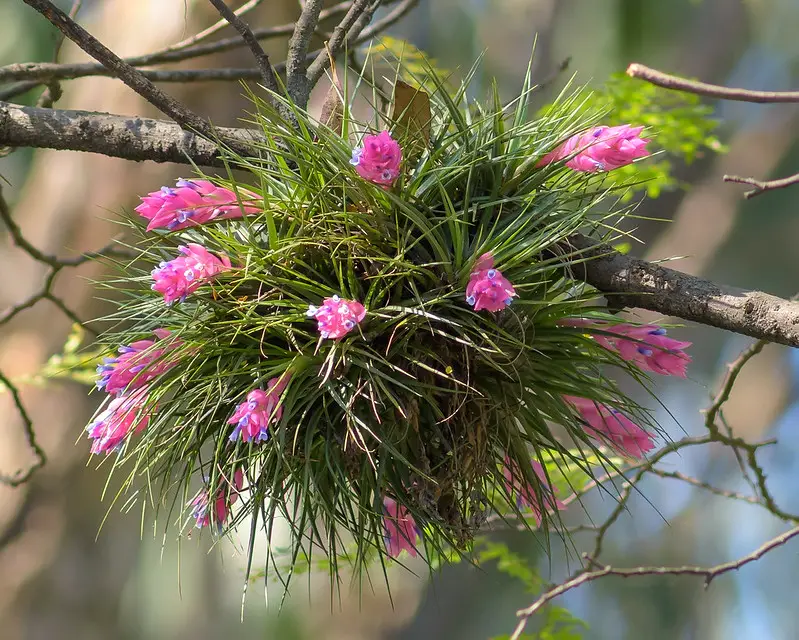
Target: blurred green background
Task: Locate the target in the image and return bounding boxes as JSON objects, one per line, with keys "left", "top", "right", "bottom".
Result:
{"left": 2, "top": 1, "right": 799, "bottom": 638}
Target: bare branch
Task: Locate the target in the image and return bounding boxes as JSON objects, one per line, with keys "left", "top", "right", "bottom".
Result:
{"left": 627, "top": 63, "right": 799, "bottom": 103}
{"left": 0, "top": 2, "right": 353, "bottom": 86}
{"left": 207, "top": 0, "right": 281, "bottom": 97}
{"left": 21, "top": 0, "right": 213, "bottom": 136}
{"left": 724, "top": 171, "right": 799, "bottom": 199}
{"left": 509, "top": 526, "right": 799, "bottom": 640}
{"left": 306, "top": 0, "right": 375, "bottom": 86}
{"left": 566, "top": 234, "right": 799, "bottom": 348}
{"left": 286, "top": 0, "right": 325, "bottom": 107}
{"left": 0, "top": 370, "right": 46, "bottom": 487}
{"left": 172, "top": 0, "right": 266, "bottom": 51}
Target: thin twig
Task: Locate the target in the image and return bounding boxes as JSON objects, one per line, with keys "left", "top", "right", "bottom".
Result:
{"left": 509, "top": 526, "right": 799, "bottom": 639}
{"left": 286, "top": 0, "right": 325, "bottom": 107}
{"left": 171, "top": 0, "right": 266, "bottom": 51}
{"left": 648, "top": 469, "right": 762, "bottom": 507}
{"left": 21, "top": 0, "right": 214, "bottom": 136}
{"left": 723, "top": 172, "right": 799, "bottom": 199}
{"left": 627, "top": 63, "right": 799, "bottom": 103}
{"left": 207, "top": 0, "right": 281, "bottom": 97}
{"left": 0, "top": 370, "right": 47, "bottom": 487}
{"left": 306, "top": 0, "right": 373, "bottom": 86}
{"left": 0, "top": 2, "right": 354, "bottom": 86}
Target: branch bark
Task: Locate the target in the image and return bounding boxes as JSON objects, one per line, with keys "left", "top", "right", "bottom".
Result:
{"left": 21, "top": 0, "right": 213, "bottom": 135}
{"left": 0, "top": 101, "right": 263, "bottom": 166}
{"left": 566, "top": 235, "right": 799, "bottom": 347}
{"left": 286, "top": 0, "right": 325, "bottom": 107}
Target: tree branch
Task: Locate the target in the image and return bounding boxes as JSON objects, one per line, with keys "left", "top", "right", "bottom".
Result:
{"left": 4, "top": 103, "right": 799, "bottom": 346}
{"left": 566, "top": 234, "right": 799, "bottom": 348}
{"left": 21, "top": 0, "right": 213, "bottom": 136}
{"left": 509, "top": 525, "right": 799, "bottom": 640}
{"left": 0, "top": 2, "right": 353, "bottom": 86}
{"left": 306, "top": 0, "right": 375, "bottom": 87}
{"left": 627, "top": 63, "right": 799, "bottom": 103}
{"left": 723, "top": 171, "right": 799, "bottom": 199}
{"left": 286, "top": 0, "right": 325, "bottom": 107}
{"left": 206, "top": 0, "right": 281, "bottom": 97}
{"left": 0, "top": 101, "right": 263, "bottom": 166}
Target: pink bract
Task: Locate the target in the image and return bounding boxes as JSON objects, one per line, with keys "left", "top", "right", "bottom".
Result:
{"left": 539, "top": 124, "right": 650, "bottom": 172}
{"left": 564, "top": 395, "right": 656, "bottom": 459}
{"left": 228, "top": 374, "right": 292, "bottom": 443}
{"left": 503, "top": 457, "right": 567, "bottom": 526}
{"left": 307, "top": 296, "right": 366, "bottom": 340}
{"left": 350, "top": 130, "right": 402, "bottom": 187}
{"left": 151, "top": 243, "right": 232, "bottom": 305}
{"left": 96, "top": 328, "right": 183, "bottom": 395}
{"left": 383, "top": 497, "right": 420, "bottom": 558}
{"left": 86, "top": 388, "right": 151, "bottom": 455}
{"left": 561, "top": 319, "right": 691, "bottom": 377}
{"left": 190, "top": 468, "right": 245, "bottom": 530}
{"left": 465, "top": 252, "right": 516, "bottom": 312}
{"left": 135, "top": 179, "right": 261, "bottom": 231}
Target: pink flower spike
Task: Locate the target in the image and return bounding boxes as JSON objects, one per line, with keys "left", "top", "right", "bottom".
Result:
{"left": 562, "top": 319, "right": 692, "bottom": 377}
{"left": 503, "top": 457, "right": 567, "bottom": 526}
{"left": 350, "top": 130, "right": 402, "bottom": 187}
{"left": 96, "top": 329, "right": 183, "bottom": 395}
{"left": 228, "top": 374, "right": 292, "bottom": 443}
{"left": 539, "top": 124, "right": 650, "bottom": 173}
{"left": 466, "top": 253, "right": 516, "bottom": 312}
{"left": 151, "top": 243, "right": 232, "bottom": 305}
{"left": 306, "top": 296, "right": 367, "bottom": 340}
{"left": 564, "top": 395, "right": 656, "bottom": 459}
{"left": 86, "top": 388, "right": 151, "bottom": 455}
{"left": 190, "top": 468, "right": 245, "bottom": 530}
{"left": 383, "top": 497, "right": 421, "bottom": 558}
{"left": 135, "top": 179, "right": 261, "bottom": 231}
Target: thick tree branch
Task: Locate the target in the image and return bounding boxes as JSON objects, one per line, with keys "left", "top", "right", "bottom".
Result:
{"left": 567, "top": 234, "right": 799, "bottom": 348}
{"left": 0, "top": 102, "right": 263, "bottom": 166}
{"left": 21, "top": 0, "right": 213, "bottom": 136}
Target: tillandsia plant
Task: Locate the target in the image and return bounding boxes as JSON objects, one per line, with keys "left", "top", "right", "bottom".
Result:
{"left": 85, "top": 59, "right": 693, "bottom": 592}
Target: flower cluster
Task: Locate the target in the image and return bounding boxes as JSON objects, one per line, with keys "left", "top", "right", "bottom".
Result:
{"left": 383, "top": 497, "right": 421, "bottom": 558}
{"left": 190, "top": 468, "right": 245, "bottom": 530}
{"left": 465, "top": 253, "right": 516, "bottom": 312}
{"left": 539, "top": 125, "right": 650, "bottom": 172}
{"left": 86, "top": 388, "right": 151, "bottom": 455}
{"left": 96, "top": 329, "right": 182, "bottom": 395}
{"left": 564, "top": 395, "right": 656, "bottom": 459}
{"left": 350, "top": 131, "right": 402, "bottom": 187}
{"left": 151, "top": 243, "right": 232, "bottom": 305}
{"left": 228, "top": 374, "right": 292, "bottom": 443}
{"left": 306, "top": 296, "right": 367, "bottom": 340}
{"left": 503, "top": 458, "right": 568, "bottom": 526}
{"left": 593, "top": 323, "right": 692, "bottom": 377}
{"left": 135, "top": 179, "right": 261, "bottom": 231}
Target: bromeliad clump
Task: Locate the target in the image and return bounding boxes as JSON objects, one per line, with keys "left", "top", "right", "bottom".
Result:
{"left": 85, "top": 65, "right": 690, "bottom": 589}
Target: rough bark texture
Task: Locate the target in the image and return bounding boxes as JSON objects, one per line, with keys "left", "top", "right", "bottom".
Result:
{"left": 569, "top": 234, "right": 799, "bottom": 346}
{"left": 0, "top": 102, "right": 263, "bottom": 166}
